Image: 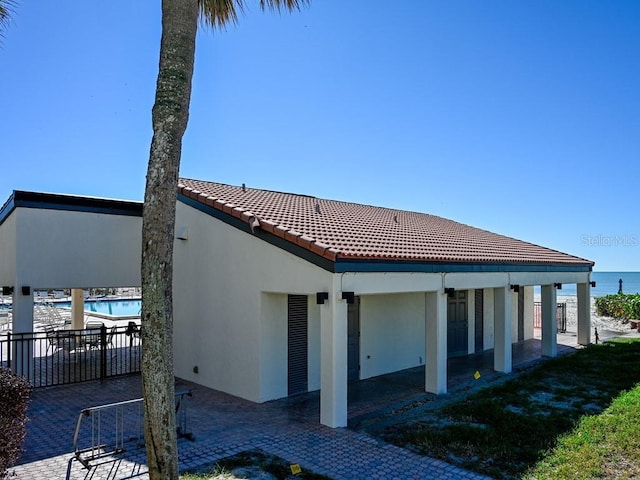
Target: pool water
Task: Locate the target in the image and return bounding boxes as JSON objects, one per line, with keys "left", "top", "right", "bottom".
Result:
{"left": 56, "top": 299, "right": 141, "bottom": 317}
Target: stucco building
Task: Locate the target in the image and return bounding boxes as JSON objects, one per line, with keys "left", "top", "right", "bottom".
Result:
{"left": 0, "top": 179, "right": 594, "bottom": 428}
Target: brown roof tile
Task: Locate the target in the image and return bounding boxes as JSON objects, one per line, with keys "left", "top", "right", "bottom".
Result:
{"left": 178, "top": 178, "right": 593, "bottom": 267}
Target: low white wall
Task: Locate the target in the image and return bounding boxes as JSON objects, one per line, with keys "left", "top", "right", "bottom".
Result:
{"left": 359, "top": 293, "right": 425, "bottom": 379}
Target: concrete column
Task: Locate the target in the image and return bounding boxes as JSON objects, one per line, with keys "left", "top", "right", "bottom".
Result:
{"left": 523, "top": 286, "right": 535, "bottom": 341}
{"left": 541, "top": 284, "right": 558, "bottom": 357}
{"left": 467, "top": 289, "right": 476, "bottom": 355}
{"left": 11, "top": 286, "right": 34, "bottom": 378}
{"left": 483, "top": 288, "right": 495, "bottom": 350}
{"left": 11, "top": 287, "right": 34, "bottom": 334}
{"left": 425, "top": 290, "right": 447, "bottom": 394}
{"left": 577, "top": 282, "right": 591, "bottom": 346}
{"left": 494, "top": 287, "right": 512, "bottom": 373}
{"left": 319, "top": 278, "right": 348, "bottom": 428}
{"left": 71, "top": 289, "right": 85, "bottom": 330}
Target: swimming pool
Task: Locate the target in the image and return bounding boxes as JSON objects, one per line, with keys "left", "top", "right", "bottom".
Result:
{"left": 56, "top": 299, "right": 141, "bottom": 317}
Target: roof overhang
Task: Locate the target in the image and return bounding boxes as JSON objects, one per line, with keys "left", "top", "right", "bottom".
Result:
{"left": 0, "top": 190, "right": 142, "bottom": 227}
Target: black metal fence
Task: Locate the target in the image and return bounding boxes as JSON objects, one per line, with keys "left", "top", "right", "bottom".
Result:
{"left": 0, "top": 324, "right": 141, "bottom": 388}
{"left": 533, "top": 302, "right": 567, "bottom": 333}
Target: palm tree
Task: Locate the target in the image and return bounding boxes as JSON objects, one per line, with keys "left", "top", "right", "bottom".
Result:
{"left": 0, "top": 0, "right": 15, "bottom": 41}
{"left": 141, "top": 1, "right": 308, "bottom": 479}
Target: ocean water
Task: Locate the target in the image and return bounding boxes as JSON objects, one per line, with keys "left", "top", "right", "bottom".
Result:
{"left": 534, "top": 271, "right": 640, "bottom": 297}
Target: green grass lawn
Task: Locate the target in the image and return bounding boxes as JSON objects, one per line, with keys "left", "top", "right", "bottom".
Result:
{"left": 527, "top": 384, "right": 640, "bottom": 479}
{"left": 380, "top": 338, "right": 640, "bottom": 479}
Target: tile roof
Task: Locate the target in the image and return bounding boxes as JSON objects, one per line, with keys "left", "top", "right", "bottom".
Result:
{"left": 178, "top": 178, "right": 593, "bottom": 267}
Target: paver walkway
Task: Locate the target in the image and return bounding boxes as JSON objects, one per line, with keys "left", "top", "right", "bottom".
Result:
{"left": 11, "top": 336, "right": 589, "bottom": 480}
{"left": 12, "top": 373, "right": 489, "bottom": 480}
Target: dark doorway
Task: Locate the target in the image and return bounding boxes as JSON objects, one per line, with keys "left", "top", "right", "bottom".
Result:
{"left": 448, "top": 290, "right": 468, "bottom": 358}
{"left": 288, "top": 294, "right": 308, "bottom": 396}
{"left": 347, "top": 296, "right": 360, "bottom": 383}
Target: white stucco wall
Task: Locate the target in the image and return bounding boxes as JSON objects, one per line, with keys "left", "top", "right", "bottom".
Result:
{"left": 0, "top": 212, "right": 17, "bottom": 285}
{"left": 359, "top": 293, "right": 426, "bottom": 379}
{"left": 13, "top": 207, "right": 141, "bottom": 288}
{"left": 172, "top": 202, "right": 332, "bottom": 403}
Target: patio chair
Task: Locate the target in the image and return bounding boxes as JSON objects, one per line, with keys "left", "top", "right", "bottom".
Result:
{"left": 45, "top": 326, "right": 77, "bottom": 355}
{"left": 82, "top": 321, "right": 104, "bottom": 350}
{"left": 106, "top": 326, "right": 117, "bottom": 348}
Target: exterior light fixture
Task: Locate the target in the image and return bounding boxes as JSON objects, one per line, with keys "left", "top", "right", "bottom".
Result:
{"left": 554, "top": 283, "right": 562, "bottom": 289}
{"left": 590, "top": 281, "right": 596, "bottom": 287}
{"left": 510, "top": 284, "right": 520, "bottom": 293}
{"left": 316, "top": 292, "right": 329, "bottom": 305}
{"left": 341, "top": 291, "right": 355, "bottom": 304}
{"left": 445, "top": 288, "right": 455, "bottom": 298}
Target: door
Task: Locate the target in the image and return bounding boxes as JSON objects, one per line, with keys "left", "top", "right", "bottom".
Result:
{"left": 447, "top": 290, "right": 468, "bottom": 358}
{"left": 288, "top": 294, "right": 308, "bottom": 396}
{"left": 347, "top": 296, "right": 360, "bottom": 383}
{"left": 474, "top": 289, "right": 484, "bottom": 352}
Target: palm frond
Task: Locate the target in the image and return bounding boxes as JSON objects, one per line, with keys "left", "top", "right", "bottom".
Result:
{"left": 198, "top": 0, "right": 309, "bottom": 29}
{"left": 259, "top": 0, "right": 309, "bottom": 13}
{"left": 0, "top": 0, "right": 16, "bottom": 40}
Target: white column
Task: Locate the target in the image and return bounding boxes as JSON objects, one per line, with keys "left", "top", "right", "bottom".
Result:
{"left": 319, "top": 278, "right": 348, "bottom": 428}
{"left": 494, "top": 287, "right": 512, "bottom": 373}
{"left": 577, "top": 282, "right": 591, "bottom": 346}
{"left": 541, "top": 284, "right": 558, "bottom": 357}
{"left": 467, "top": 289, "right": 476, "bottom": 355}
{"left": 11, "top": 287, "right": 34, "bottom": 334}
{"left": 11, "top": 286, "right": 34, "bottom": 378}
{"left": 71, "top": 289, "right": 85, "bottom": 330}
{"left": 425, "top": 290, "right": 447, "bottom": 394}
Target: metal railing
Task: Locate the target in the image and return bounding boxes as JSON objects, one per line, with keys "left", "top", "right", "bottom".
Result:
{"left": 0, "top": 324, "right": 141, "bottom": 388}
{"left": 66, "top": 389, "right": 193, "bottom": 479}
{"left": 533, "top": 302, "right": 567, "bottom": 333}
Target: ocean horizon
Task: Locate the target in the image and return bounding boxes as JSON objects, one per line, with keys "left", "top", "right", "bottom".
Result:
{"left": 534, "top": 271, "right": 640, "bottom": 297}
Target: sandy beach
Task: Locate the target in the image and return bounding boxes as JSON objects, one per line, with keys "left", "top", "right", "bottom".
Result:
{"left": 539, "top": 295, "right": 640, "bottom": 341}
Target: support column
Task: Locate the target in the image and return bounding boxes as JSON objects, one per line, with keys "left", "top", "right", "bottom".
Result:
{"left": 425, "top": 290, "right": 447, "bottom": 394}
{"left": 11, "top": 286, "right": 34, "bottom": 378}
{"left": 319, "top": 278, "right": 348, "bottom": 428}
{"left": 577, "top": 282, "right": 591, "bottom": 346}
{"left": 71, "top": 289, "right": 85, "bottom": 330}
{"left": 494, "top": 287, "right": 512, "bottom": 373}
{"left": 541, "top": 284, "right": 558, "bottom": 357}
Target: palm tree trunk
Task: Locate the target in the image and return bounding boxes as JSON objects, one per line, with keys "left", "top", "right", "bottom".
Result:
{"left": 141, "top": 0, "right": 198, "bottom": 478}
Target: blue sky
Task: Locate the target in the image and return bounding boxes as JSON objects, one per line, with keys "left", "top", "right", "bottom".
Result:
{"left": 1, "top": 1, "right": 639, "bottom": 271}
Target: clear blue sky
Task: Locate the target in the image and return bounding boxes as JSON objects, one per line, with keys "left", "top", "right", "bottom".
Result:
{"left": 1, "top": 1, "right": 639, "bottom": 271}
